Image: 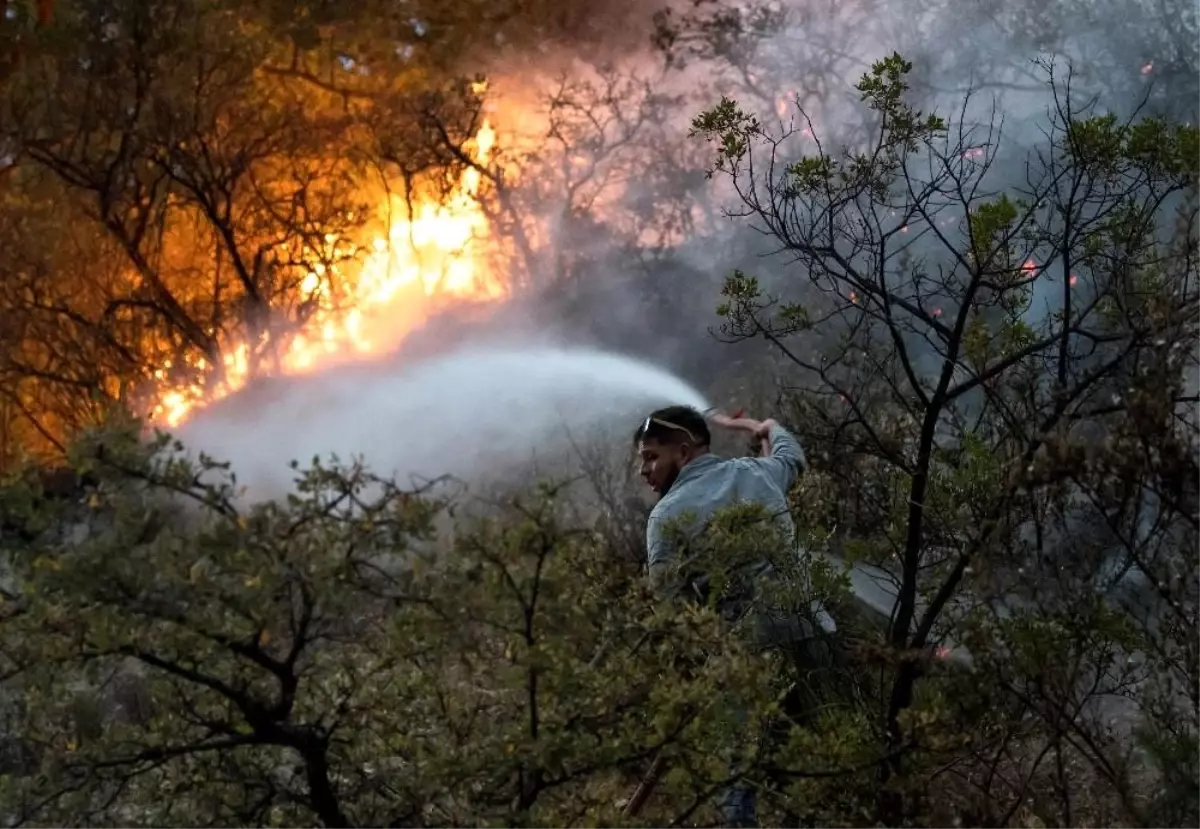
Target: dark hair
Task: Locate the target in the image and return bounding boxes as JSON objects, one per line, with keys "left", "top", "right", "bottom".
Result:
{"left": 633, "top": 405, "right": 711, "bottom": 448}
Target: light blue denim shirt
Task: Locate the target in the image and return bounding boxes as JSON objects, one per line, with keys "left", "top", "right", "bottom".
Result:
{"left": 646, "top": 424, "right": 837, "bottom": 633}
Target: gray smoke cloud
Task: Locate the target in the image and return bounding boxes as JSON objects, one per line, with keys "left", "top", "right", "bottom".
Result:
{"left": 171, "top": 0, "right": 1197, "bottom": 500}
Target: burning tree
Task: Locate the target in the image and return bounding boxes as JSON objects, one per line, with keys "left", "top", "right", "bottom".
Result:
{"left": 0, "top": 0, "right": 760, "bottom": 462}
{"left": 692, "top": 53, "right": 1199, "bottom": 824}
{"left": 0, "top": 0, "right": 530, "bottom": 455}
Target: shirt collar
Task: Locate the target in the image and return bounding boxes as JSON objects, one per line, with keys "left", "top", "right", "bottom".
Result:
{"left": 670, "top": 453, "right": 721, "bottom": 491}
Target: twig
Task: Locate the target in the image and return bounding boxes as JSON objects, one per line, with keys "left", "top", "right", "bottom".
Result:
{"left": 623, "top": 752, "right": 670, "bottom": 818}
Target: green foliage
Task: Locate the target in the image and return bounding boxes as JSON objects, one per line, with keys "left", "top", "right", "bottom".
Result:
{"left": 695, "top": 55, "right": 948, "bottom": 203}
{"left": 1067, "top": 113, "right": 1200, "bottom": 182}
{"left": 967, "top": 194, "right": 1020, "bottom": 266}
{"left": 715, "top": 268, "right": 761, "bottom": 322}
{"left": 785, "top": 156, "right": 834, "bottom": 193}
{"left": 690, "top": 96, "right": 761, "bottom": 175}
{"left": 856, "top": 53, "right": 947, "bottom": 150}
{"left": 1136, "top": 725, "right": 1200, "bottom": 827}
{"left": 0, "top": 427, "right": 879, "bottom": 826}
{"left": 697, "top": 49, "right": 1199, "bottom": 827}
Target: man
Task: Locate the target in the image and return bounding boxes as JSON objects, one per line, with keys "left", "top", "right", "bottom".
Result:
{"left": 636, "top": 405, "right": 833, "bottom": 623}
{"left": 634, "top": 405, "right": 836, "bottom": 826}
{"left": 639, "top": 407, "right": 792, "bottom": 584}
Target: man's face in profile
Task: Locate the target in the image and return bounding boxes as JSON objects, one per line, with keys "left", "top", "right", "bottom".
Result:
{"left": 638, "top": 436, "right": 687, "bottom": 496}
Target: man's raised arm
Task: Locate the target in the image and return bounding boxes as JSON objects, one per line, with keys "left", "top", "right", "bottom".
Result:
{"left": 754, "top": 420, "right": 806, "bottom": 493}
{"left": 709, "top": 412, "right": 807, "bottom": 494}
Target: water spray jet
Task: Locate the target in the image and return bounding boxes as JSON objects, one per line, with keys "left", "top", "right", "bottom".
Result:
{"left": 172, "top": 345, "right": 711, "bottom": 504}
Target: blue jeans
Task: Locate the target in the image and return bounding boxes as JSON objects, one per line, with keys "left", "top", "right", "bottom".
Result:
{"left": 717, "top": 617, "right": 840, "bottom": 828}
{"left": 717, "top": 692, "right": 758, "bottom": 827}
{"left": 720, "top": 783, "right": 758, "bottom": 827}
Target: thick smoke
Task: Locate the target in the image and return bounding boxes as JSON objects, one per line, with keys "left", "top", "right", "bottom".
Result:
{"left": 175, "top": 0, "right": 1197, "bottom": 499}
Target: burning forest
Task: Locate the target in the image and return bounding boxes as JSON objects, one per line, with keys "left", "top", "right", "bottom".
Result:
{"left": 0, "top": 1, "right": 1196, "bottom": 827}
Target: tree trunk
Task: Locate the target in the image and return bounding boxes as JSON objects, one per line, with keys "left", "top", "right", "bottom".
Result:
{"left": 36, "top": 0, "right": 54, "bottom": 28}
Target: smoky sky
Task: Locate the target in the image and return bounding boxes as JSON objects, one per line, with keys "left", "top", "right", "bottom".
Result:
{"left": 400, "top": 0, "right": 1198, "bottom": 387}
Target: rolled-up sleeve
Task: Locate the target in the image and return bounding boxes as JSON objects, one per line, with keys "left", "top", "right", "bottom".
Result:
{"left": 754, "top": 423, "right": 806, "bottom": 492}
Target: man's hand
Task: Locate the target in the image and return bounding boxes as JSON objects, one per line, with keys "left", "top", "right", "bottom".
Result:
{"left": 708, "top": 411, "right": 779, "bottom": 456}
{"left": 708, "top": 411, "right": 776, "bottom": 440}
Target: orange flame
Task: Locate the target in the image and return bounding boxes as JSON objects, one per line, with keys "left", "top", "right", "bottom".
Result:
{"left": 151, "top": 120, "right": 502, "bottom": 428}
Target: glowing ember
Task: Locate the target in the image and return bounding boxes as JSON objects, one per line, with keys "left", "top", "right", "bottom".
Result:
{"left": 151, "top": 121, "right": 502, "bottom": 428}
{"left": 1069, "top": 274, "right": 1078, "bottom": 286}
